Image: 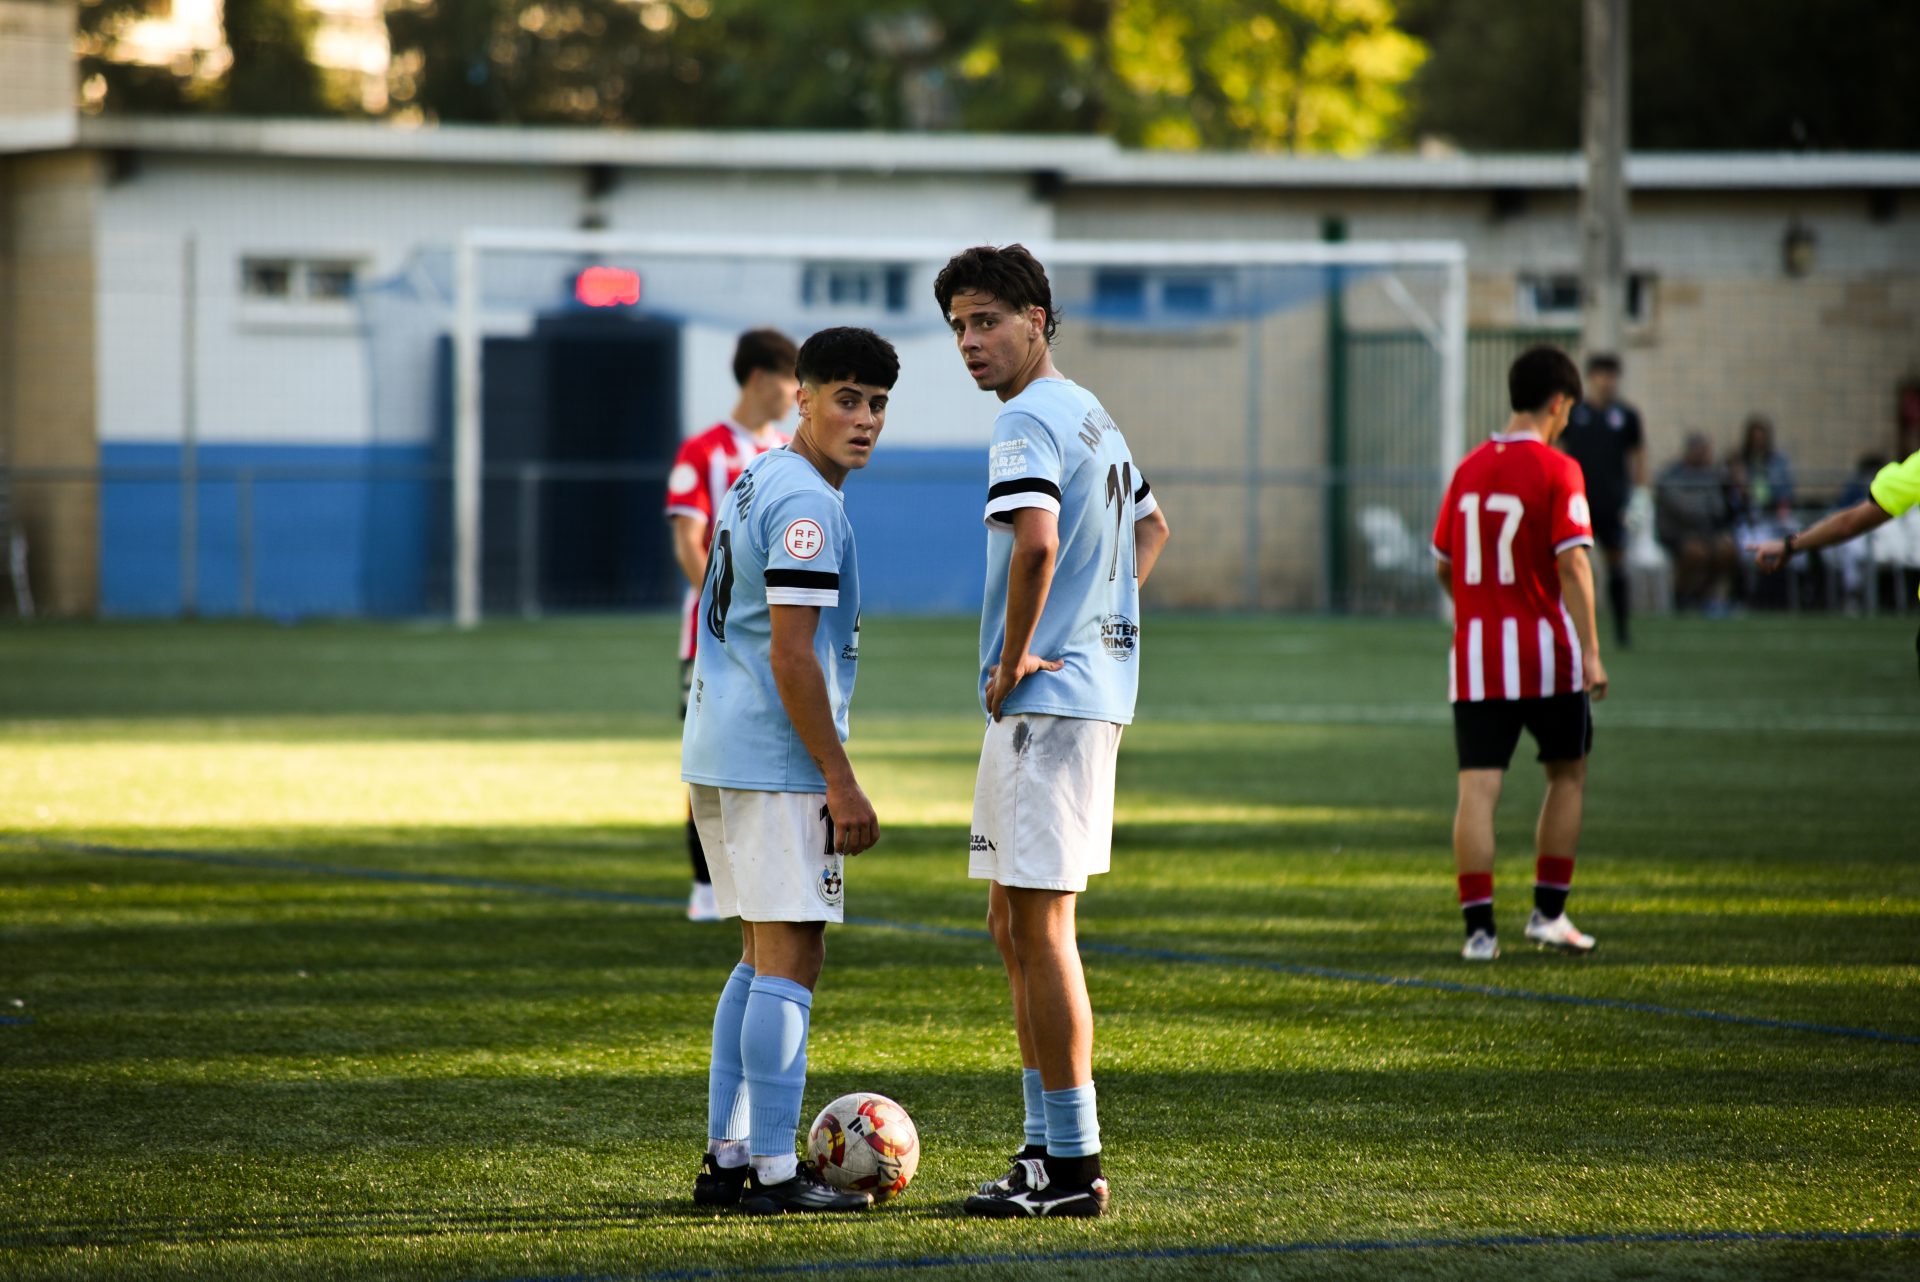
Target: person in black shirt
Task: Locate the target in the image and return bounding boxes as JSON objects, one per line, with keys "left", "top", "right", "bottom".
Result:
{"left": 1560, "top": 353, "right": 1645, "bottom": 646}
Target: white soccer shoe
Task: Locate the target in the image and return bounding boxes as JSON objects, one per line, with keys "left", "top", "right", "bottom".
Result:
{"left": 687, "top": 881, "right": 721, "bottom": 923}
{"left": 1461, "top": 930, "right": 1500, "bottom": 961}
{"left": 1524, "top": 909, "right": 1597, "bottom": 955}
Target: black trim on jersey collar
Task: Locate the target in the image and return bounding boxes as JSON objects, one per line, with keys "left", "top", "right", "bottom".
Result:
{"left": 766, "top": 569, "right": 840, "bottom": 590}
{"left": 988, "top": 478, "right": 1064, "bottom": 502}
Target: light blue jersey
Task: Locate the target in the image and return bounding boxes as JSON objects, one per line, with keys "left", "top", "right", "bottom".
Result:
{"left": 682, "top": 449, "right": 861, "bottom": 793}
{"left": 980, "top": 378, "right": 1157, "bottom": 724}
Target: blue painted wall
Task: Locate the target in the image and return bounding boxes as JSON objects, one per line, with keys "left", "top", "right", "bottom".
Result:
{"left": 99, "top": 443, "right": 435, "bottom": 618}
{"left": 844, "top": 448, "right": 986, "bottom": 615}
{"left": 97, "top": 442, "right": 987, "bottom": 618}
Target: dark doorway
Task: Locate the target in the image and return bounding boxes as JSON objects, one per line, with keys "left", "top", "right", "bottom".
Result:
{"left": 435, "top": 310, "right": 682, "bottom": 615}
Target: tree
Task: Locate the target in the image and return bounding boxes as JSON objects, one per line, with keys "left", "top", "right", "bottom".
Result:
{"left": 76, "top": 0, "right": 331, "bottom": 116}
{"left": 223, "top": 0, "right": 328, "bottom": 115}
{"left": 385, "top": 0, "right": 1426, "bottom": 151}
{"left": 1403, "top": 0, "right": 1920, "bottom": 151}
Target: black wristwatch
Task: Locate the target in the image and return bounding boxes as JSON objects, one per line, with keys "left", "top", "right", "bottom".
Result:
{"left": 1782, "top": 532, "right": 1799, "bottom": 559}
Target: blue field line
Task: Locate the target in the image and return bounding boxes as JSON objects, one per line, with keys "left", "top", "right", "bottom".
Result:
{"left": 14, "top": 836, "right": 1920, "bottom": 1048}
{"left": 489, "top": 1228, "right": 1920, "bottom": 1282}
{"left": 0, "top": 1015, "right": 32, "bottom": 1026}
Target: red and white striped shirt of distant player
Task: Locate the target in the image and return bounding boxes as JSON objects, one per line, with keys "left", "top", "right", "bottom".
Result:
{"left": 664, "top": 420, "right": 788, "bottom": 660}
{"left": 1431, "top": 431, "right": 1596, "bottom": 702}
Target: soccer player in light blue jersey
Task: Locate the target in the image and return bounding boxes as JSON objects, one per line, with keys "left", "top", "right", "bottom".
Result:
{"left": 682, "top": 326, "right": 898, "bottom": 1216}
{"left": 936, "top": 245, "right": 1172, "bottom": 1219}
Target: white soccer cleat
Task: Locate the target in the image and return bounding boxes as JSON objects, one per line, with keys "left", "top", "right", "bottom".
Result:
{"left": 687, "top": 881, "right": 721, "bottom": 922}
{"left": 1461, "top": 929, "right": 1500, "bottom": 961}
{"left": 1525, "top": 909, "right": 1596, "bottom": 954}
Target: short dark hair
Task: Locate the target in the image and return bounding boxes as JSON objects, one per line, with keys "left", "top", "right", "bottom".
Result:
{"left": 1585, "top": 352, "right": 1622, "bottom": 375}
{"left": 796, "top": 327, "right": 899, "bottom": 390}
{"left": 732, "top": 328, "right": 798, "bottom": 387}
{"left": 932, "top": 244, "right": 1058, "bottom": 343}
{"left": 1509, "top": 345, "right": 1583, "bottom": 413}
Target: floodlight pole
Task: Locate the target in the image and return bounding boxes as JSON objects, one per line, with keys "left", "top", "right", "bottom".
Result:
{"left": 1580, "top": 0, "right": 1629, "bottom": 358}
{"left": 453, "top": 234, "right": 482, "bottom": 629}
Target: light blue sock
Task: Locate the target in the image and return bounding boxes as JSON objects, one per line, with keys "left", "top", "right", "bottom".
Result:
{"left": 1042, "top": 1082, "right": 1101, "bottom": 1158}
{"left": 706, "top": 963, "right": 755, "bottom": 1146}
{"left": 1021, "top": 1068, "right": 1047, "bottom": 1150}
{"left": 740, "top": 975, "right": 813, "bottom": 1162}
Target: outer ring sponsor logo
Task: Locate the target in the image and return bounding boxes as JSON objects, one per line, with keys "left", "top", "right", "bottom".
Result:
{"left": 784, "top": 518, "right": 825, "bottom": 561}
{"left": 1100, "top": 613, "right": 1139, "bottom": 661}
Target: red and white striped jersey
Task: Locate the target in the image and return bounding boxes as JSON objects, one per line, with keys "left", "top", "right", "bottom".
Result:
{"left": 1431, "top": 432, "right": 1595, "bottom": 702}
{"left": 665, "top": 421, "right": 787, "bottom": 660}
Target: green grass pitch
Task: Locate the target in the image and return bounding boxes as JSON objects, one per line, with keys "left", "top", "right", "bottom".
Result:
{"left": 1, "top": 613, "right": 1915, "bottom": 1281}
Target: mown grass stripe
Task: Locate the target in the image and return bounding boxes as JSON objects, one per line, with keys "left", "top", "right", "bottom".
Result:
{"left": 13, "top": 836, "right": 1919, "bottom": 1048}
{"left": 493, "top": 1228, "right": 1920, "bottom": 1282}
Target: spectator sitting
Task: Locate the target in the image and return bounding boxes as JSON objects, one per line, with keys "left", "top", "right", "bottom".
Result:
{"left": 1729, "top": 414, "right": 1796, "bottom": 537}
{"left": 1656, "top": 432, "right": 1741, "bottom": 614}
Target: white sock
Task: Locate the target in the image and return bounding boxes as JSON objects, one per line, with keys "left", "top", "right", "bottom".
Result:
{"left": 750, "top": 1152, "right": 798, "bottom": 1184}
{"left": 707, "top": 1138, "right": 749, "bottom": 1168}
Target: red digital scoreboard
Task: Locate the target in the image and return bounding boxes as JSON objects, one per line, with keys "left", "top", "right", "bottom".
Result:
{"left": 574, "top": 266, "right": 641, "bottom": 308}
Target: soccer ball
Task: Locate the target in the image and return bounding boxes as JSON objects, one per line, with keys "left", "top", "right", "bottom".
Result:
{"left": 805, "top": 1092, "right": 920, "bottom": 1202}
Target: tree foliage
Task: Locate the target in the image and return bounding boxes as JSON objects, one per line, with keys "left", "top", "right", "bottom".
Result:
{"left": 382, "top": 0, "right": 1424, "bottom": 151}
{"left": 1402, "top": 0, "right": 1920, "bottom": 151}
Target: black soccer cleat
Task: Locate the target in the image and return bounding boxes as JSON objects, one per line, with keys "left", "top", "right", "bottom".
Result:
{"left": 963, "top": 1157, "right": 1109, "bottom": 1219}
{"left": 693, "top": 1151, "right": 753, "bottom": 1207}
{"left": 977, "top": 1147, "right": 1048, "bottom": 1195}
{"left": 740, "top": 1165, "right": 873, "bottom": 1215}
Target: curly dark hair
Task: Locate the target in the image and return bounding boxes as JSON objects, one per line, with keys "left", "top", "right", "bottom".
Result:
{"left": 932, "top": 244, "right": 1058, "bottom": 343}
{"left": 796, "top": 326, "right": 899, "bottom": 390}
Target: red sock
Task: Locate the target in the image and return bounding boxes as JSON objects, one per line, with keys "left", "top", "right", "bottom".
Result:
{"left": 1535, "top": 855, "right": 1574, "bottom": 918}
{"left": 1458, "top": 872, "right": 1494, "bottom": 935}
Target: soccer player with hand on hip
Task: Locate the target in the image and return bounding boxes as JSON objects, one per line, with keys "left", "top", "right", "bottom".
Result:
{"left": 681, "top": 327, "right": 897, "bottom": 1215}
{"left": 936, "top": 245, "right": 1171, "bottom": 1219}
{"left": 1432, "top": 346, "right": 1607, "bottom": 962}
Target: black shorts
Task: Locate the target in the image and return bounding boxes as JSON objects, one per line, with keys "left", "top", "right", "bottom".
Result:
{"left": 1589, "top": 506, "right": 1626, "bottom": 552}
{"left": 1453, "top": 692, "right": 1592, "bottom": 771}
{"left": 679, "top": 658, "right": 694, "bottom": 721}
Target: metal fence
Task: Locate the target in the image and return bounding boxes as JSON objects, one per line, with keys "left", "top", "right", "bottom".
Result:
{"left": 3, "top": 462, "right": 1917, "bottom": 622}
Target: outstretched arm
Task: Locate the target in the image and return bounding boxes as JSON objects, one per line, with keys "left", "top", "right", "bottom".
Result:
{"left": 1754, "top": 499, "right": 1892, "bottom": 572}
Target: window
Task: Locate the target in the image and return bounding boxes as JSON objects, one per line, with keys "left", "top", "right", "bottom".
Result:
{"left": 241, "top": 256, "right": 362, "bottom": 304}
{"left": 242, "top": 257, "right": 295, "bottom": 299}
{"left": 1516, "top": 272, "right": 1655, "bottom": 326}
{"left": 802, "top": 263, "right": 909, "bottom": 313}
{"left": 1091, "top": 269, "right": 1235, "bottom": 322}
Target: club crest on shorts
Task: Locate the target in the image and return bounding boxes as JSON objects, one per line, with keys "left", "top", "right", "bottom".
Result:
{"left": 818, "top": 857, "right": 844, "bottom": 907}
{"left": 1100, "top": 614, "right": 1138, "bottom": 661}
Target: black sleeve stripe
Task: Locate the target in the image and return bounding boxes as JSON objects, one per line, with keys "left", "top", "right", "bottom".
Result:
{"left": 987, "top": 477, "right": 1064, "bottom": 503}
{"left": 765, "top": 569, "right": 840, "bottom": 590}
{"left": 1134, "top": 478, "right": 1152, "bottom": 503}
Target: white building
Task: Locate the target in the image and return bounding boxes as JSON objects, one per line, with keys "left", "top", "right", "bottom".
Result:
{"left": 5, "top": 19, "right": 1918, "bottom": 617}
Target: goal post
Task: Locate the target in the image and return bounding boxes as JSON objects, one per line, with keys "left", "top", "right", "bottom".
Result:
{"left": 434, "top": 230, "right": 1468, "bottom": 626}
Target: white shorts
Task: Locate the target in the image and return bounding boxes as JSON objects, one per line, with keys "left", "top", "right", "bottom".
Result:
{"left": 688, "top": 784, "right": 845, "bottom": 923}
{"left": 969, "top": 713, "right": 1123, "bottom": 893}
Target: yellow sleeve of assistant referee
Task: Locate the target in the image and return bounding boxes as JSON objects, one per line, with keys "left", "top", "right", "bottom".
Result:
{"left": 1869, "top": 449, "right": 1920, "bottom": 518}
